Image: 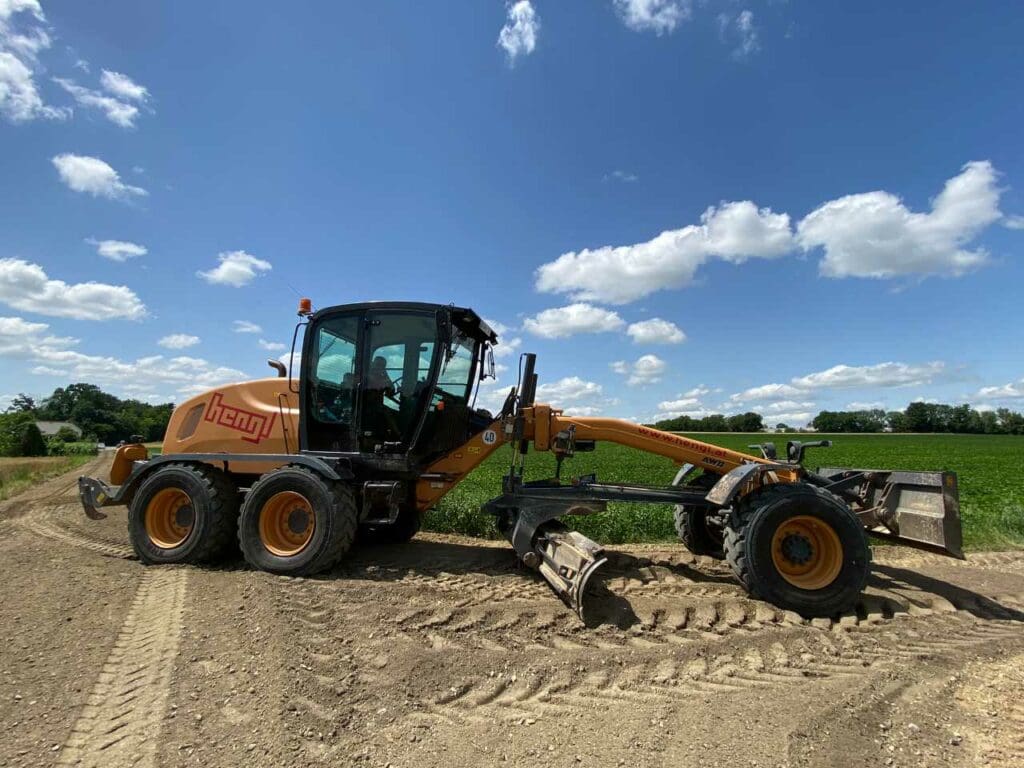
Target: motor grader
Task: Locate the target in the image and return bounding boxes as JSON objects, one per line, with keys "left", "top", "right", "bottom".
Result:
{"left": 79, "top": 300, "right": 963, "bottom": 620}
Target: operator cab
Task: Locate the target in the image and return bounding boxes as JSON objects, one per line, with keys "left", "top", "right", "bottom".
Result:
{"left": 299, "top": 301, "right": 497, "bottom": 463}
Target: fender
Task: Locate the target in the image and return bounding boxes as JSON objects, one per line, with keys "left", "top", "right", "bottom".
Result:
{"left": 704, "top": 462, "right": 797, "bottom": 507}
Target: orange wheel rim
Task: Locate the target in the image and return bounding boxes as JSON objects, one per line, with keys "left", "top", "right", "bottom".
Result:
{"left": 144, "top": 488, "right": 194, "bottom": 549}
{"left": 770, "top": 515, "right": 843, "bottom": 590}
{"left": 259, "top": 491, "right": 315, "bottom": 557}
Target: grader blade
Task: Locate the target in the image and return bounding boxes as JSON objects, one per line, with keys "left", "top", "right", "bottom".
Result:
{"left": 533, "top": 525, "right": 608, "bottom": 622}
{"left": 817, "top": 468, "right": 964, "bottom": 558}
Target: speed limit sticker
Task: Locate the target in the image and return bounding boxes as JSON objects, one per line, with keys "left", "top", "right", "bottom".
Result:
{"left": 482, "top": 429, "right": 497, "bottom": 445}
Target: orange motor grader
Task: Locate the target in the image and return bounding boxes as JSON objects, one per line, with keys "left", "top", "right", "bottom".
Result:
{"left": 79, "top": 300, "right": 963, "bottom": 620}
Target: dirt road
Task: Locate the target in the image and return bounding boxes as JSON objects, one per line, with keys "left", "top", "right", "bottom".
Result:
{"left": 1, "top": 456, "right": 1023, "bottom": 768}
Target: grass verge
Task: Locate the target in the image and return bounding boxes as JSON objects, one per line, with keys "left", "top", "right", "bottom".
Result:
{"left": 0, "top": 455, "right": 96, "bottom": 503}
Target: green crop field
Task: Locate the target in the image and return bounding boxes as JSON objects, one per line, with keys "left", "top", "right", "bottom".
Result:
{"left": 424, "top": 433, "right": 1024, "bottom": 551}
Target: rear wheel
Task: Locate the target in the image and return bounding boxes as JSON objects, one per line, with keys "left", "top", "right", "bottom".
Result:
{"left": 128, "top": 463, "right": 239, "bottom": 564}
{"left": 673, "top": 505, "right": 724, "bottom": 558}
{"left": 724, "top": 483, "right": 870, "bottom": 617}
{"left": 238, "top": 466, "right": 357, "bottom": 576}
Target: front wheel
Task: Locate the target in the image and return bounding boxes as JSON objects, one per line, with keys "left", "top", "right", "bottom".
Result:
{"left": 238, "top": 466, "right": 357, "bottom": 576}
{"left": 724, "top": 483, "right": 870, "bottom": 617}
{"left": 674, "top": 505, "right": 724, "bottom": 558}
{"left": 128, "top": 463, "right": 238, "bottom": 564}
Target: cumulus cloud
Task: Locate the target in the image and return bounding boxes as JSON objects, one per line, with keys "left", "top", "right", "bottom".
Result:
{"left": 158, "top": 333, "right": 200, "bottom": 350}
{"left": 523, "top": 303, "right": 625, "bottom": 338}
{"left": 536, "top": 202, "right": 793, "bottom": 304}
{"left": 0, "top": 316, "right": 237, "bottom": 401}
{"left": 52, "top": 154, "right": 147, "bottom": 199}
{"left": 0, "top": 1, "right": 68, "bottom": 123}
{"left": 87, "top": 238, "right": 147, "bottom": 261}
{"left": 258, "top": 338, "right": 286, "bottom": 352}
{"left": 1005, "top": 215, "right": 1024, "bottom": 230}
{"left": 498, "top": 1, "right": 539, "bottom": 64}
{"left": 198, "top": 250, "right": 272, "bottom": 287}
{"left": 611, "top": 354, "right": 666, "bottom": 386}
{"left": 614, "top": 0, "right": 690, "bottom": 34}
{"left": 973, "top": 379, "right": 1024, "bottom": 400}
{"left": 626, "top": 318, "right": 686, "bottom": 344}
{"left": 791, "top": 361, "right": 945, "bottom": 390}
{"left": 846, "top": 400, "right": 887, "bottom": 410}
{"left": 535, "top": 376, "right": 612, "bottom": 415}
{"left": 538, "top": 162, "right": 1006, "bottom": 304}
{"left": 798, "top": 161, "right": 1002, "bottom": 279}
{"left": 0, "top": 258, "right": 146, "bottom": 320}
{"left": 731, "top": 361, "right": 945, "bottom": 406}
{"left": 233, "top": 320, "right": 262, "bottom": 334}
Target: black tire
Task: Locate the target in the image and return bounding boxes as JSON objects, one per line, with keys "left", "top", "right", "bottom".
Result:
{"left": 128, "top": 463, "right": 239, "bottom": 565}
{"left": 673, "top": 505, "right": 724, "bottom": 558}
{"left": 724, "top": 483, "right": 871, "bottom": 618}
{"left": 238, "top": 466, "right": 357, "bottom": 576}
{"left": 359, "top": 506, "right": 423, "bottom": 546}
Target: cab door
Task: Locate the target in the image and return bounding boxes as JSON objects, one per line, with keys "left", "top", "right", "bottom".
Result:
{"left": 302, "top": 311, "right": 361, "bottom": 452}
{"left": 356, "top": 309, "right": 440, "bottom": 453}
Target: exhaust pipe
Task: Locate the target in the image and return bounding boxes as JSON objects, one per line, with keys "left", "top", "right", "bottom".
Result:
{"left": 523, "top": 522, "right": 608, "bottom": 622}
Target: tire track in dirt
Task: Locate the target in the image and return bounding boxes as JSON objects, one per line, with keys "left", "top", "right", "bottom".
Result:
{"left": 20, "top": 515, "right": 135, "bottom": 559}
{"left": 57, "top": 568, "right": 187, "bottom": 768}
{"left": 420, "top": 610, "right": 1024, "bottom": 726}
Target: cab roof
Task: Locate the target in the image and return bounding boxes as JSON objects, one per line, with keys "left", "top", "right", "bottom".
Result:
{"left": 311, "top": 301, "right": 498, "bottom": 344}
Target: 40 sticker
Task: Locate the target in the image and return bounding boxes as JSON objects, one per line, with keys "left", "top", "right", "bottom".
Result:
{"left": 482, "top": 429, "right": 497, "bottom": 445}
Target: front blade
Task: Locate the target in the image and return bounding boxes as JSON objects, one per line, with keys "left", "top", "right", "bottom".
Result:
{"left": 819, "top": 467, "right": 964, "bottom": 558}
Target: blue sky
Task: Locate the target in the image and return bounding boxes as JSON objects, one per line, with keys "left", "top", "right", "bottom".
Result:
{"left": 1, "top": 0, "right": 1022, "bottom": 426}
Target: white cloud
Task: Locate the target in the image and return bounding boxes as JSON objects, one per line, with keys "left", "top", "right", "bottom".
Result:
{"left": 87, "top": 238, "right": 146, "bottom": 261}
{"left": 536, "top": 201, "right": 793, "bottom": 304}
{"left": 99, "top": 69, "right": 148, "bottom": 102}
{"left": 611, "top": 354, "right": 666, "bottom": 386}
{"left": 158, "top": 333, "right": 200, "bottom": 350}
{"left": 198, "top": 250, "right": 272, "bottom": 287}
{"left": 1005, "top": 215, "right": 1024, "bottom": 230}
{"left": 53, "top": 77, "right": 138, "bottom": 127}
{"left": 732, "top": 361, "right": 944, "bottom": 408}
{"left": 0, "top": 258, "right": 146, "bottom": 320}
{"left": 626, "top": 317, "right": 685, "bottom": 344}
{"left": 973, "top": 379, "right": 1024, "bottom": 400}
{"left": 32, "top": 348, "right": 246, "bottom": 399}
{"left": 791, "top": 361, "right": 944, "bottom": 390}
{"left": 233, "top": 320, "right": 262, "bottom": 334}
{"left": 258, "top": 338, "right": 286, "bottom": 352}
{"left": 683, "top": 385, "right": 713, "bottom": 398}
{"left": 52, "top": 154, "right": 147, "bottom": 199}
{"left": 730, "top": 382, "right": 803, "bottom": 403}
{"left": 798, "top": 161, "right": 1002, "bottom": 279}
{"left": 523, "top": 303, "right": 625, "bottom": 338}
{"left": 498, "top": 1, "right": 539, "bottom": 64}
{"left": 846, "top": 401, "right": 887, "bottom": 410}
{"left": 535, "top": 376, "right": 610, "bottom": 415}
{"left": 720, "top": 10, "right": 759, "bottom": 58}
{"left": 493, "top": 336, "right": 522, "bottom": 359}
{"left": 0, "top": 316, "right": 236, "bottom": 401}
{"left": 605, "top": 170, "right": 639, "bottom": 183}
{"left": 761, "top": 400, "right": 816, "bottom": 414}
{"left": 0, "top": 1, "right": 67, "bottom": 123}
{"left": 614, "top": 0, "right": 690, "bottom": 34}
{"left": 657, "top": 396, "right": 701, "bottom": 413}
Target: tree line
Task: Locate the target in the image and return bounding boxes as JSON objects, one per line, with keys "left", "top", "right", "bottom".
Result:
{"left": 649, "top": 401, "right": 1024, "bottom": 434}
{"left": 1, "top": 384, "right": 175, "bottom": 457}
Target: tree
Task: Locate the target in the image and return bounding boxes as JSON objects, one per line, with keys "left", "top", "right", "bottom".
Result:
{"left": 0, "top": 413, "right": 47, "bottom": 457}
{"left": 54, "top": 425, "right": 80, "bottom": 443}
{"left": 775, "top": 423, "right": 790, "bottom": 432}
{"left": 6, "top": 393, "right": 37, "bottom": 414}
